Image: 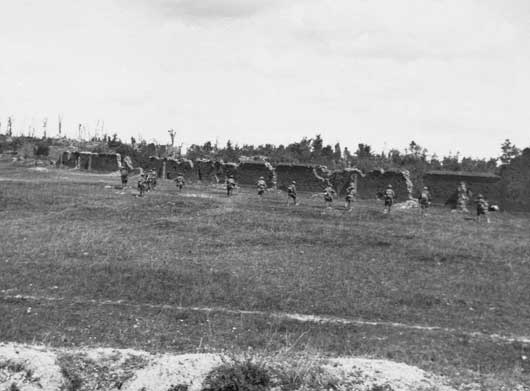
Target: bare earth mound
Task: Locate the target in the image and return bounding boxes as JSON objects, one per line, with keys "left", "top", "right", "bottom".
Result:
{"left": 0, "top": 343, "right": 456, "bottom": 391}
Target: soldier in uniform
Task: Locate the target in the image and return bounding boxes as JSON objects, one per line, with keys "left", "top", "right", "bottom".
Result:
{"left": 323, "top": 185, "right": 336, "bottom": 208}
{"left": 144, "top": 171, "right": 152, "bottom": 192}
{"left": 383, "top": 184, "right": 395, "bottom": 214}
{"left": 418, "top": 186, "right": 431, "bottom": 216}
{"left": 119, "top": 166, "right": 128, "bottom": 188}
{"left": 226, "top": 175, "right": 236, "bottom": 197}
{"left": 149, "top": 169, "right": 158, "bottom": 190}
{"left": 287, "top": 181, "right": 297, "bottom": 206}
{"left": 475, "top": 194, "right": 490, "bottom": 224}
{"left": 344, "top": 182, "right": 357, "bottom": 210}
{"left": 175, "top": 174, "right": 185, "bottom": 191}
{"left": 137, "top": 173, "right": 147, "bottom": 197}
{"left": 256, "top": 176, "right": 267, "bottom": 198}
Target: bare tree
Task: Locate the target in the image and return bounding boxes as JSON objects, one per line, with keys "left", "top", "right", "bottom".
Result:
{"left": 58, "top": 114, "right": 62, "bottom": 136}
{"left": 7, "top": 116, "right": 13, "bottom": 136}
{"left": 42, "top": 118, "right": 48, "bottom": 138}
{"left": 168, "top": 129, "right": 176, "bottom": 146}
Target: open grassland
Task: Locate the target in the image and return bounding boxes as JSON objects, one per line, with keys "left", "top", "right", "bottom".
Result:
{"left": 0, "top": 163, "right": 529, "bottom": 389}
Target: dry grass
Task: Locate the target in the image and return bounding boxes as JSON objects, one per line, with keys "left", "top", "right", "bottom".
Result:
{"left": 0, "top": 162, "right": 529, "bottom": 389}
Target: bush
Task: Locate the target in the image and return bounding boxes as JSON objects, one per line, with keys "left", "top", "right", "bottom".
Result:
{"left": 201, "top": 359, "right": 271, "bottom": 391}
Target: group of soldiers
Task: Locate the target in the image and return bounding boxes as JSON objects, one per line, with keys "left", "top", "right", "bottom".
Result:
{"left": 119, "top": 168, "right": 493, "bottom": 222}
{"left": 120, "top": 166, "right": 185, "bottom": 196}
{"left": 282, "top": 179, "right": 491, "bottom": 222}
{"left": 119, "top": 167, "right": 158, "bottom": 196}
{"left": 136, "top": 169, "right": 158, "bottom": 196}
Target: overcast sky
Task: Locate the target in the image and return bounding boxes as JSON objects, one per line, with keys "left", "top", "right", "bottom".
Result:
{"left": 1, "top": 0, "right": 529, "bottom": 158}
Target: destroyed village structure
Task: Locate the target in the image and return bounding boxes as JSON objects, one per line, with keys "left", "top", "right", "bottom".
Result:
{"left": 55, "top": 148, "right": 530, "bottom": 212}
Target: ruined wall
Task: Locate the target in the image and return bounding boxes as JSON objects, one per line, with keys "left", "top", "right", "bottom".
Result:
{"left": 78, "top": 152, "right": 92, "bottom": 170}
{"left": 57, "top": 151, "right": 79, "bottom": 168}
{"left": 145, "top": 156, "right": 164, "bottom": 177}
{"left": 357, "top": 169, "right": 413, "bottom": 200}
{"left": 195, "top": 159, "right": 220, "bottom": 183}
{"left": 275, "top": 164, "right": 329, "bottom": 192}
{"left": 237, "top": 161, "right": 274, "bottom": 187}
{"left": 220, "top": 162, "right": 239, "bottom": 181}
{"left": 122, "top": 156, "right": 134, "bottom": 171}
{"left": 499, "top": 148, "right": 530, "bottom": 211}
{"left": 329, "top": 168, "right": 363, "bottom": 196}
{"left": 48, "top": 146, "right": 66, "bottom": 163}
{"left": 165, "top": 158, "right": 194, "bottom": 180}
{"left": 90, "top": 153, "right": 121, "bottom": 172}
{"left": 423, "top": 171, "right": 501, "bottom": 207}
{"left": 314, "top": 165, "right": 332, "bottom": 180}
{"left": 72, "top": 152, "right": 122, "bottom": 172}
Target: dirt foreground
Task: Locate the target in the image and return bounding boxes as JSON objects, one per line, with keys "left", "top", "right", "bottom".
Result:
{"left": 0, "top": 342, "right": 457, "bottom": 391}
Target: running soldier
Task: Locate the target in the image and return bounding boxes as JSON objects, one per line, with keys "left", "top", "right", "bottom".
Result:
{"left": 175, "top": 174, "right": 185, "bottom": 191}
{"left": 226, "top": 175, "right": 236, "bottom": 197}
{"left": 383, "top": 184, "right": 395, "bottom": 214}
{"left": 149, "top": 169, "right": 158, "bottom": 190}
{"left": 144, "top": 171, "right": 152, "bottom": 192}
{"left": 323, "top": 185, "right": 336, "bottom": 208}
{"left": 418, "top": 186, "right": 431, "bottom": 216}
{"left": 344, "top": 182, "right": 357, "bottom": 210}
{"left": 287, "top": 181, "right": 297, "bottom": 206}
{"left": 475, "top": 194, "right": 490, "bottom": 224}
{"left": 137, "top": 173, "right": 148, "bottom": 197}
{"left": 119, "top": 166, "right": 128, "bottom": 188}
{"left": 256, "top": 176, "right": 267, "bottom": 199}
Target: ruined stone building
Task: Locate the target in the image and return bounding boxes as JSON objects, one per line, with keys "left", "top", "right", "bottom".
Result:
{"left": 54, "top": 149, "right": 530, "bottom": 212}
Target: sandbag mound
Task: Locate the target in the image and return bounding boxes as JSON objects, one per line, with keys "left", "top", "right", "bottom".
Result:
{"left": 0, "top": 343, "right": 63, "bottom": 391}
{"left": 324, "top": 357, "right": 456, "bottom": 391}
{"left": 122, "top": 353, "right": 221, "bottom": 391}
{"left": 0, "top": 343, "right": 457, "bottom": 391}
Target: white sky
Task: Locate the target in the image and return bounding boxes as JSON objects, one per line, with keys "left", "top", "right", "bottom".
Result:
{"left": 1, "top": 0, "right": 529, "bottom": 158}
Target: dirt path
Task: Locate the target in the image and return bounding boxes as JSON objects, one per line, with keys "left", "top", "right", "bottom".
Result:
{"left": 3, "top": 292, "right": 529, "bottom": 345}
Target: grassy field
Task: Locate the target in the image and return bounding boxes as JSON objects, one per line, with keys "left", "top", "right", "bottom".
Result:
{"left": 0, "top": 162, "right": 529, "bottom": 390}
